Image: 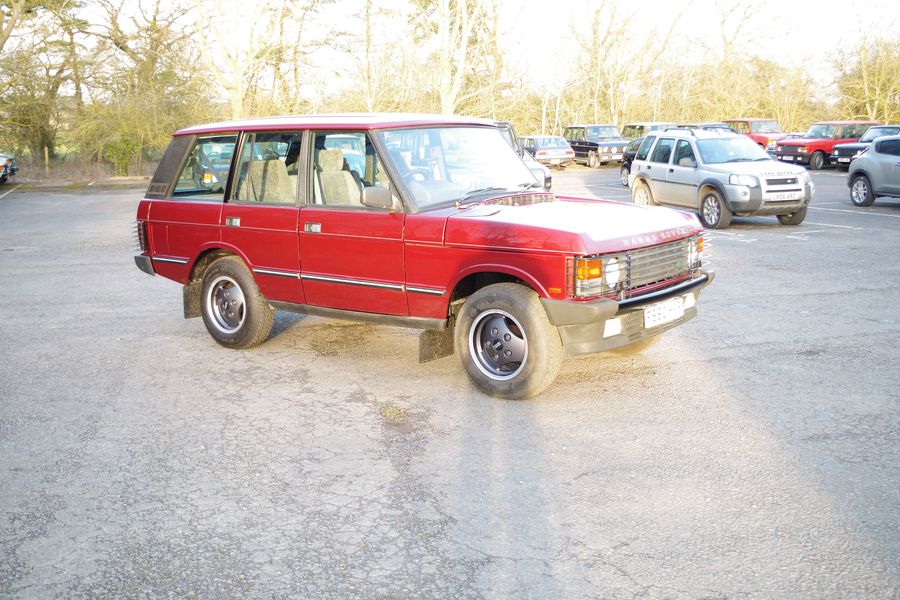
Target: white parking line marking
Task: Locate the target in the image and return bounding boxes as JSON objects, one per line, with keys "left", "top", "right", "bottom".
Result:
{"left": 809, "top": 206, "right": 900, "bottom": 219}
{"left": 805, "top": 221, "right": 863, "bottom": 230}
{"left": 0, "top": 184, "right": 21, "bottom": 200}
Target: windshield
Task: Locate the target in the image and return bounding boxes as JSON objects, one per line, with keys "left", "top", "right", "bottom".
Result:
{"left": 696, "top": 136, "right": 771, "bottom": 164}
{"left": 378, "top": 126, "right": 538, "bottom": 210}
{"left": 860, "top": 126, "right": 900, "bottom": 142}
{"left": 805, "top": 124, "right": 837, "bottom": 139}
{"left": 749, "top": 120, "right": 783, "bottom": 134}
{"left": 585, "top": 126, "right": 621, "bottom": 140}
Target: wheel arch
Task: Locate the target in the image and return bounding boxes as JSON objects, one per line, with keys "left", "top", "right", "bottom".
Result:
{"left": 697, "top": 179, "right": 727, "bottom": 206}
{"left": 447, "top": 266, "right": 546, "bottom": 307}
{"left": 183, "top": 245, "right": 247, "bottom": 319}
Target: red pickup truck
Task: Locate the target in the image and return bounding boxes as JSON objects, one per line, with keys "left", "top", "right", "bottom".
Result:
{"left": 775, "top": 120, "right": 879, "bottom": 169}
{"left": 134, "top": 114, "right": 713, "bottom": 399}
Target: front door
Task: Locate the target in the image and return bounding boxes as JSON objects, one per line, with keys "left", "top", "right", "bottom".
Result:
{"left": 666, "top": 139, "right": 701, "bottom": 207}
{"left": 298, "top": 130, "right": 408, "bottom": 316}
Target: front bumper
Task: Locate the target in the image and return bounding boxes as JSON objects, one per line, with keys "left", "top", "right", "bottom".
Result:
{"left": 540, "top": 271, "right": 714, "bottom": 356}
{"left": 722, "top": 181, "right": 813, "bottom": 216}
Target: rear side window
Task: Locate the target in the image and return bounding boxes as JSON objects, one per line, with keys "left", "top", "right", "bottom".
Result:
{"left": 731, "top": 121, "right": 750, "bottom": 134}
{"left": 650, "top": 138, "right": 675, "bottom": 163}
{"left": 622, "top": 125, "right": 644, "bottom": 139}
{"left": 635, "top": 136, "right": 655, "bottom": 160}
{"left": 876, "top": 139, "right": 900, "bottom": 156}
{"left": 233, "top": 132, "right": 302, "bottom": 205}
{"left": 173, "top": 135, "right": 238, "bottom": 199}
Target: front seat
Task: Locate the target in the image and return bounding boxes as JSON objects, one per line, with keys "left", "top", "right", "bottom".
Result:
{"left": 318, "top": 148, "right": 362, "bottom": 206}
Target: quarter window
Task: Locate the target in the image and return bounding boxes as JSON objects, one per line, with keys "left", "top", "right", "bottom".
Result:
{"left": 635, "top": 136, "right": 655, "bottom": 161}
{"left": 650, "top": 138, "right": 675, "bottom": 164}
{"left": 173, "top": 135, "right": 237, "bottom": 198}
{"left": 233, "top": 132, "right": 302, "bottom": 204}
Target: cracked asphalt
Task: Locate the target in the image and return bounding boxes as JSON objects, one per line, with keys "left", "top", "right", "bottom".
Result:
{"left": 1, "top": 169, "right": 898, "bottom": 598}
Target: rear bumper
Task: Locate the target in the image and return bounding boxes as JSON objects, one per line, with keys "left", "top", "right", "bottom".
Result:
{"left": 135, "top": 255, "right": 156, "bottom": 276}
{"left": 541, "top": 271, "right": 714, "bottom": 356}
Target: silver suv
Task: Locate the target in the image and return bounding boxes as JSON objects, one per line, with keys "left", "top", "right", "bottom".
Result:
{"left": 629, "top": 128, "right": 814, "bottom": 228}
{"left": 848, "top": 135, "right": 900, "bottom": 207}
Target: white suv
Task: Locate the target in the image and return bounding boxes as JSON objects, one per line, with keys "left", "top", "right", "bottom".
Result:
{"left": 629, "top": 128, "right": 814, "bottom": 228}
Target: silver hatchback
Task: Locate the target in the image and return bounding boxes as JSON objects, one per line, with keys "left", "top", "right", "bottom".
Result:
{"left": 629, "top": 129, "right": 814, "bottom": 228}
{"left": 848, "top": 135, "right": 900, "bottom": 207}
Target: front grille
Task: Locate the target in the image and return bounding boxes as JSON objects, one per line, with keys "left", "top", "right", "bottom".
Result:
{"left": 766, "top": 177, "right": 798, "bottom": 186}
{"left": 574, "top": 235, "right": 701, "bottom": 299}
{"left": 834, "top": 147, "right": 855, "bottom": 157}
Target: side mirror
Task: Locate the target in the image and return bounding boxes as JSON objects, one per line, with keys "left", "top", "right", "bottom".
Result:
{"left": 361, "top": 186, "right": 396, "bottom": 210}
{"left": 678, "top": 157, "right": 697, "bottom": 168}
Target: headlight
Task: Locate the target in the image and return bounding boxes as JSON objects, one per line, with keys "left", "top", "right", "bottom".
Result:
{"left": 797, "top": 171, "right": 810, "bottom": 184}
{"left": 600, "top": 146, "right": 608, "bottom": 153}
{"left": 799, "top": 146, "right": 808, "bottom": 153}
{"left": 689, "top": 236, "right": 703, "bottom": 268}
{"left": 728, "top": 174, "right": 759, "bottom": 187}
{"left": 603, "top": 257, "right": 621, "bottom": 286}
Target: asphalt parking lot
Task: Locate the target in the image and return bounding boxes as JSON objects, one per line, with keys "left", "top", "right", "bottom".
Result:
{"left": 1, "top": 168, "right": 898, "bottom": 598}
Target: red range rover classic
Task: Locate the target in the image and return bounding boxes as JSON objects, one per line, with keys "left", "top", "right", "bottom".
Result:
{"left": 135, "top": 114, "right": 714, "bottom": 399}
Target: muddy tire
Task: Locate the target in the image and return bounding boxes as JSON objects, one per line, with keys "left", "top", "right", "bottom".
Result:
{"left": 200, "top": 256, "right": 274, "bottom": 349}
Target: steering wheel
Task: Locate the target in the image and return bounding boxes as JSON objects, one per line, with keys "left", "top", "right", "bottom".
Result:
{"left": 402, "top": 166, "right": 432, "bottom": 185}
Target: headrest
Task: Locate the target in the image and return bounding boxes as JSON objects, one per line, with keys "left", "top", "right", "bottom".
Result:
{"left": 319, "top": 148, "right": 344, "bottom": 172}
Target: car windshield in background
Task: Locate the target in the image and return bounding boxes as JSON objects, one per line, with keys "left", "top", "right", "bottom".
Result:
{"left": 696, "top": 136, "right": 771, "bottom": 164}
{"left": 586, "top": 126, "right": 620, "bottom": 140}
{"left": 806, "top": 124, "right": 837, "bottom": 138}
{"left": 749, "top": 121, "right": 783, "bottom": 134}
{"left": 534, "top": 136, "right": 569, "bottom": 149}
{"left": 378, "top": 126, "right": 536, "bottom": 210}
{"left": 860, "top": 126, "right": 900, "bottom": 142}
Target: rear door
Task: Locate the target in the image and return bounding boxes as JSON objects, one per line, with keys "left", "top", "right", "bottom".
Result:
{"left": 298, "top": 130, "right": 408, "bottom": 316}
{"left": 645, "top": 137, "right": 676, "bottom": 202}
{"left": 221, "top": 131, "right": 305, "bottom": 304}
{"left": 875, "top": 139, "right": 900, "bottom": 195}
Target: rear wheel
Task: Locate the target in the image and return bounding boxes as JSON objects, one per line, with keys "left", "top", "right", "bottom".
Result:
{"left": 632, "top": 181, "right": 655, "bottom": 205}
{"left": 809, "top": 150, "right": 826, "bottom": 170}
{"left": 200, "top": 256, "right": 274, "bottom": 349}
{"left": 699, "top": 189, "right": 732, "bottom": 228}
{"left": 620, "top": 164, "right": 630, "bottom": 186}
{"left": 455, "top": 283, "right": 563, "bottom": 399}
{"left": 850, "top": 174, "right": 875, "bottom": 207}
{"left": 777, "top": 207, "right": 807, "bottom": 225}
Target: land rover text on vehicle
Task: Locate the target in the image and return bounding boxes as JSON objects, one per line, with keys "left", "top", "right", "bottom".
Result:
{"left": 135, "top": 114, "right": 713, "bottom": 399}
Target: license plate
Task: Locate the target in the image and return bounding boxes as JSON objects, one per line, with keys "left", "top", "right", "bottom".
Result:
{"left": 643, "top": 297, "right": 685, "bottom": 329}
{"left": 838, "top": 157, "right": 850, "bottom": 163}
{"left": 611, "top": 154, "right": 622, "bottom": 160}
{"left": 766, "top": 191, "right": 803, "bottom": 201}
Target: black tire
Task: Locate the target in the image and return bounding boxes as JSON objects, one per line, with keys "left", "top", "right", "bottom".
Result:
{"left": 455, "top": 283, "right": 563, "bottom": 399}
{"left": 850, "top": 174, "right": 875, "bottom": 207}
{"left": 588, "top": 152, "right": 600, "bottom": 169}
{"left": 699, "top": 189, "right": 732, "bottom": 228}
{"left": 777, "top": 206, "right": 807, "bottom": 225}
{"left": 632, "top": 181, "right": 655, "bottom": 206}
{"left": 808, "top": 150, "right": 825, "bottom": 170}
{"left": 200, "top": 256, "right": 274, "bottom": 349}
{"left": 620, "top": 165, "right": 630, "bottom": 187}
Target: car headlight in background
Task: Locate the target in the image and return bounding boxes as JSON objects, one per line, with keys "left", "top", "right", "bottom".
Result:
{"left": 799, "top": 146, "right": 808, "bottom": 153}
{"left": 603, "top": 257, "right": 621, "bottom": 287}
{"left": 728, "top": 174, "right": 759, "bottom": 187}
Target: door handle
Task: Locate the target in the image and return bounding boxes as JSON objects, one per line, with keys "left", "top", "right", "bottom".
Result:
{"left": 646, "top": 165, "right": 652, "bottom": 170}
{"left": 669, "top": 168, "right": 674, "bottom": 173}
{"left": 225, "top": 217, "right": 240, "bottom": 227}
{"left": 304, "top": 222, "right": 321, "bottom": 233}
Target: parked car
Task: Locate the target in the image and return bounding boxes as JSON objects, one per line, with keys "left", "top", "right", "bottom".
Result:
{"left": 830, "top": 124, "right": 900, "bottom": 169}
{"left": 0, "top": 153, "right": 19, "bottom": 184}
{"left": 496, "top": 121, "right": 552, "bottom": 190}
{"left": 774, "top": 120, "right": 879, "bottom": 170}
{"left": 562, "top": 124, "right": 628, "bottom": 168}
{"left": 621, "top": 122, "right": 677, "bottom": 141}
{"left": 722, "top": 118, "right": 788, "bottom": 151}
{"left": 135, "top": 114, "right": 713, "bottom": 399}
{"left": 518, "top": 135, "right": 575, "bottom": 168}
{"left": 619, "top": 136, "right": 644, "bottom": 186}
{"left": 678, "top": 123, "right": 738, "bottom": 133}
{"left": 629, "top": 128, "right": 814, "bottom": 228}
{"left": 848, "top": 134, "right": 900, "bottom": 207}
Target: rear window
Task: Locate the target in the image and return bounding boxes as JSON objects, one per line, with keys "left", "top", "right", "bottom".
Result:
{"left": 535, "top": 137, "right": 569, "bottom": 149}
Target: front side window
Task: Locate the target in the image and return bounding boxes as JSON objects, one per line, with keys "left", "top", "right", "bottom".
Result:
{"left": 749, "top": 120, "right": 782, "bottom": 134}
{"left": 650, "top": 138, "right": 675, "bottom": 164}
{"left": 806, "top": 124, "right": 837, "bottom": 139}
{"left": 311, "top": 131, "right": 390, "bottom": 207}
{"left": 174, "top": 134, "right": 237, "bottom": 198}
{"left": 673, "top": 140, "right": 696, "bottom": 166}
{"left": 566, "top": 128, "right": 584, "bottom": 141}
{"left": 233, "top": 132, "right": 301, "bottom": 204}
{"left": 377, "top": 126, "right": 536, "bottom": 210}
{"left": 622, "top": 125, "right": 644, "bottom": 139}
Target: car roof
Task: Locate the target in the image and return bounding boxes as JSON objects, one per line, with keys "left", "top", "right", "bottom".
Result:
{"left": 624, "top": 121, "right": 677, "bottom": 126}
{"left": 175, "top": 113, "right": 498, "bottom": 136}
{"left": 652, "top": 128, "right": 740, "bottom": 139}
{"left": 723, "top": 118, "right": 778, "bottom": 122}
{"left": 567, "top": 124, "right": 618, "bottom": 128}
{"left": 812, "top": 120, "right": 880, "bottom": 125}
{"left": 523, "top": 134, "right": 566, "bottom": 139}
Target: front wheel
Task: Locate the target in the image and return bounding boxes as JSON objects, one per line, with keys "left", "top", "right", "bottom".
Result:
{"left": 777, "top": 207, "right": 807, "bottom": 225}
{"left": 200, "top": 256, "right": 274, "bottom": 349}
{"left": 699, "top": 189, "right": 732, "bottom": 228}
{"left": 455, "top": 283, "right": 563, "bottom": 399}
{"left": 808, "top": 150, "right": 826, "bottom": 170}
{"left": 850, "top": 174, "right": 875, "bottom": 207}
{"left": 588, "top": 152, "right": 600, "bottom": 169}
{"left": 620, "top": 164, "right": 630, "bottom": 186}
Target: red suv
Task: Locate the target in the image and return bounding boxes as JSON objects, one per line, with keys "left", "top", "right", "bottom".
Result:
{"left": 722, "top": 118, "right": 787, "bottom": 151}
{"left": 134, "top": 114, "right": 713, "bottom": 399}
{"left": 775, "top": 121, "right": 879, "bottom": 169}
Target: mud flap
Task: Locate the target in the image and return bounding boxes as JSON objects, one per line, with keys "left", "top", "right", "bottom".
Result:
{"left": 418, "top": 327, "right": 454, "bottom": 363}
{"left": 183, "top": 281, "right": 201, "bottom": 319}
